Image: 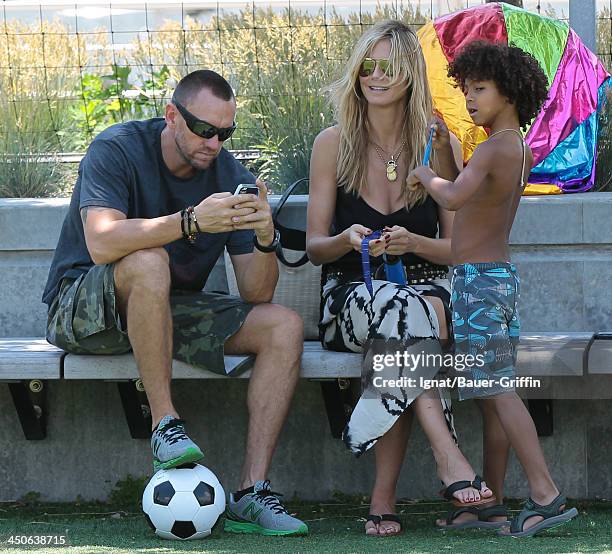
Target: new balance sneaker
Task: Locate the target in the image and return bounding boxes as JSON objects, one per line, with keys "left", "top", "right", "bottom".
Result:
{"left": 224, "top": 480, "right": 308, "bottom": 536}
{"left": 151, "top": 415, "right": 204, "bottom": 472}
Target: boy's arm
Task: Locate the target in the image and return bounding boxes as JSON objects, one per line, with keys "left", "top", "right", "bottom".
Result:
{"left": 409, "top": 143, "right": 493, "bottom": 211}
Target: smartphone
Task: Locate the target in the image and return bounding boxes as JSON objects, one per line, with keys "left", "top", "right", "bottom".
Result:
{"left": 234, "top": 184, "right": 259, "bottom": 196}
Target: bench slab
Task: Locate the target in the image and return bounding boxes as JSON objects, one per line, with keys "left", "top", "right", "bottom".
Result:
{"left": 0, "top": 338, "right": 63, "bottom": 380}
{"left": 61, "top": 333, "right": 612, "bottom": 379}
{"left": 63, "top": 342, "right": 362, "bottom": 380}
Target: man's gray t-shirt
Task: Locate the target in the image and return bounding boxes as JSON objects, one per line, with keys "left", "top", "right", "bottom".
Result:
{"left": 42, "top": 118, "right": 255, "bottom": 306}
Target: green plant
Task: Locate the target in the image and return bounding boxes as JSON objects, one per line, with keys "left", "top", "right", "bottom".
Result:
{"left": 0, "top": 96, "right": 66, "bottom": 198}
{"left": 107, "top": 474, "right": 148, "bottom": 507}
{"left": 71, "top": 65, "right": 174, "bottom": 150}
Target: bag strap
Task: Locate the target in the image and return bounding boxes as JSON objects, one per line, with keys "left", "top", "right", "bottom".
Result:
{"left": 273, "top": 177, "right": 309, "bottom": 268}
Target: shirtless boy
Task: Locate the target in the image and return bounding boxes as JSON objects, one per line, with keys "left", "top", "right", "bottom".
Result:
{"left": 407, "top": 41, "right": 578, "bottom": 537}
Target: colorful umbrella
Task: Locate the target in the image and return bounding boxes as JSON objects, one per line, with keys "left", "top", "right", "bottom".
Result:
{"left": 417, "top": 1, "right": 611, "bottom": 194}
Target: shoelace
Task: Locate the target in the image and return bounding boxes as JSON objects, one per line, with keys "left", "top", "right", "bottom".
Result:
{"left": 253, "top": 480, "right": 289, "bottom": 515}
{"left": 157, "top": 418, "right": 188, "bottom": 445}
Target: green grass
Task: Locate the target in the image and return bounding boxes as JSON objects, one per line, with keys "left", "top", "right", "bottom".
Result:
{"left": 0, "top": 498, "right": 608, "bottom": 553}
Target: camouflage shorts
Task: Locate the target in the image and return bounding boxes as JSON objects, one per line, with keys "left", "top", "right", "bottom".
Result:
{"left": 46, "top": 264, "right": 255, "bottom": 376}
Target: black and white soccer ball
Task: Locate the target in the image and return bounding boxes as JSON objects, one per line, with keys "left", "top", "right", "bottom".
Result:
{"left": 142, "top": 463, "right": 225, "bottom": 540}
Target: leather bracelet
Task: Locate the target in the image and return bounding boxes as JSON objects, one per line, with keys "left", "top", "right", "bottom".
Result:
{"left": 187, "top": 206, "right": 202, "bottom": 233}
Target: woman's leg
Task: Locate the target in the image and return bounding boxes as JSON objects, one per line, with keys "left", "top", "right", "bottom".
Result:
{"left": 412, "top": 388, "right": 493, "bottom": 503}
{"left": 366, "top": 408, "right": 414, "bottom": 535}
{"left": 435, "top": 398, "right": 510, "bottom": 526}
{"left": 415, "top": 296, "right": 493, "bottom": 504}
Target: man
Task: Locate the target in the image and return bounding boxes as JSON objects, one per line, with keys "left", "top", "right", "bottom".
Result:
{"left": 42, "top": 70, "right": 307, "bottom": 536}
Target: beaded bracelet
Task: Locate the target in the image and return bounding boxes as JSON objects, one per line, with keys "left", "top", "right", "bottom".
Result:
{"left": 180, "top": 207, "right": 197, "bottom": 245}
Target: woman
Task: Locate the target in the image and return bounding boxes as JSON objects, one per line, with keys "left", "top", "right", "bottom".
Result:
{"left": 306, "top": 20, "right": 493, "bottom": 536}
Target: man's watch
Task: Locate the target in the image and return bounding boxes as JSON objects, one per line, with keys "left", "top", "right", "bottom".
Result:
{"left": 253, "top": 228, "right": 280, "bottom": 253}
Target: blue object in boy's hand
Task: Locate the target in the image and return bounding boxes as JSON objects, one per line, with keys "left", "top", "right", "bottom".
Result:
{"left": 423, "top": 126, "right": 435, "bottom": 166}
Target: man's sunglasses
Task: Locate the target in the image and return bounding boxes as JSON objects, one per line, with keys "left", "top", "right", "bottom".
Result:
{"left": 359, "top": 57, "right": 394, "bottom": 78}
{"left": 172, "top": 98, "right": 237, "bottom": 141}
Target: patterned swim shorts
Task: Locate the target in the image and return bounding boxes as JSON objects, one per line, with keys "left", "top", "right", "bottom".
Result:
{"left": 451, "top": 262, "right": 520, "bottom": 400}
{"left": 46, "top": 263, "right": 255, "bottom": 376}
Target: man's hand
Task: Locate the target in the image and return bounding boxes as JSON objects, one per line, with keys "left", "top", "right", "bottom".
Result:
{"left": 344, "top": 224, "right": 385, "bottom": 257}
{"left": 230, "top": 179, "right": 275, "bottom": 245}
{"left": 383, "top": 225, "right": 420, "bottom": 256}
{"left": 194, "top": 192, "right": 255, "bottom": 234}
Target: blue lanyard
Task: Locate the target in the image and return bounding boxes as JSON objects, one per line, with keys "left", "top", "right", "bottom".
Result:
{"left": 361, "top": 231, "right": 381, "bottom": 297}
{"left": 423, "top": 126, "right": 434, "bottom": 166}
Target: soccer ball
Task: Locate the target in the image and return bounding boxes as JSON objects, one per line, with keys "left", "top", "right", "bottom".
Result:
{"left": 142, "top": 463, "right": 226, "bottom": 540}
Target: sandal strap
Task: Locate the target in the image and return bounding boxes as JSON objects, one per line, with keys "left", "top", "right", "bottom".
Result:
{"left": 366, "top": 514, "right": 382, "bottom": 524}
{"left": 510, "top": 494, "right": 567, "bottom": 533}
{"left": 445, "top": 505, "right": 481, "bottom": 525}
{"left": 379, "top": 514, "right": 402, "bottom": 525}
{"left": 443, "top": 475, "right": 485, "bottom": 500}
{"left": 478, "top": 504, "right": 508, "bottom": 521}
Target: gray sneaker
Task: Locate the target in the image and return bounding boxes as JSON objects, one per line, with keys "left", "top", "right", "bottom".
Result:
{"left": 224, "top": 480, "right": 308, "bottom": 536}
{"left": 151, "top": 415, "right": 204, "bottom": 472}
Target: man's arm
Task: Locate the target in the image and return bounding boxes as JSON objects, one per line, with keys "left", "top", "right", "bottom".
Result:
{"left": 409, "top": 142, "right": 492, "bottom": 211}
{"left": 81, "top": 207, "right": 182, "bottom": 265}
{"left": 229, "top": 250, "right": 279, "bottom": 304}
{"left": 82, "top": 193, "right": 256, "bottom": 265}
{"left": 226, "top": 180, "right": 279, "bottom": 303}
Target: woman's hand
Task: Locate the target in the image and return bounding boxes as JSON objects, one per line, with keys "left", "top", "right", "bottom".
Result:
{"left": 383, "top": 225, "right": 421, "bottom": 256}
{"left": 345, "top": 224, "right": 386, "bottom": 257}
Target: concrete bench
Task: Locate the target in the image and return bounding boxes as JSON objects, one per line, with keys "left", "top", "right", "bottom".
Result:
{"left": 0, "top": 338, "right": 64, "bottom": 440}
{"left": 3, "top": 332, "right": 612, "bottom": 440}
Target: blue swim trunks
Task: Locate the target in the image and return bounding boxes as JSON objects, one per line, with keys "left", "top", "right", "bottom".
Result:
{"left": 451, "top": 262, "right": 520, "bottom": 400}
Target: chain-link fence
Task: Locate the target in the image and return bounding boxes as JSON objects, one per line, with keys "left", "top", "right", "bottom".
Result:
{"left": 0, "top": 0, "right": 610, "bottom": 195}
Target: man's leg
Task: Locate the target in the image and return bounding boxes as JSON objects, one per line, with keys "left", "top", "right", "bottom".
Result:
{"left": 114, "top": 247, "right": 202, "bottom": 470}
{"left": 114, "top": 247, "right": 176, "bottom": 427}
{"left": 223, "top": 303, "right": 307, "bottom": 536}
{"left": 223, "top": 303, "right": 303, "bottom": 488}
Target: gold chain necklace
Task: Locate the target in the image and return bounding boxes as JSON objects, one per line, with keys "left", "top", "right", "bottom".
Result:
{"left": 371, "top": 139, "right": 407, "bottom": 182}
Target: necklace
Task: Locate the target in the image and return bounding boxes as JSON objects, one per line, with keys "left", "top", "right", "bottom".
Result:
{"left": 371, "top": 139, "right": 406, "bottom": 182}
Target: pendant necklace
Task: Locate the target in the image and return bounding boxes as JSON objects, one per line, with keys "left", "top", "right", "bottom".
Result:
{"left": 371, "top": 139, "right": 406, "bottom": 182}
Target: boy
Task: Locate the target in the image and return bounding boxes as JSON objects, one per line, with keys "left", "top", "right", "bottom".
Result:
{"left": 407, "top": 41, "right": 578, "bottom": 537}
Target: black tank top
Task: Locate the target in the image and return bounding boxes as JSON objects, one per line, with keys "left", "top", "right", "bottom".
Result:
{"left": 324, "top": 186, "right": 445, "bottom": 277}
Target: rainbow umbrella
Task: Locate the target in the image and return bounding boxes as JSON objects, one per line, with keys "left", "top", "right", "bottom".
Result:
{"left": 417, "top": 1, "right": 611, "bottom": 194}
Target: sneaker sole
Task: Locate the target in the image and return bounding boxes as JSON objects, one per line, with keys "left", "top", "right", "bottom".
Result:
{"left": 224, "top": 518, "right": 308, "bottom": 536}
{"left": 153, "top": 447, "right": 204, "bottom": 472}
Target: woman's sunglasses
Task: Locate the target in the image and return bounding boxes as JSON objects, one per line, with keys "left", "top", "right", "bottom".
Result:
{"left": 359, "top": 57, "right": 394, "bottom": 78}
{"left": 172, "top": 98, "right": 237, "bottom": 141}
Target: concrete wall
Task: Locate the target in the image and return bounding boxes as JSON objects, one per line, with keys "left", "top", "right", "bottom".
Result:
{"left": 1, "top": 194, "right": 611, "bottom": 501}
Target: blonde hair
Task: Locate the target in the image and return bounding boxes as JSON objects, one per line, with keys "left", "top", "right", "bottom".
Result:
{"left": 327, "top": 20, "right": 432, "bottom": 208}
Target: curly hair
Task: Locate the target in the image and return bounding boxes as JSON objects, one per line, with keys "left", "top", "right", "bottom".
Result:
{"left": 447, "top": 41, "right": 548, "bottom": 130}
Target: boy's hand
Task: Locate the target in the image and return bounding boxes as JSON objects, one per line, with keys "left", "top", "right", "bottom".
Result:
{"left": 407, "top": 165, "right": 436, "bottom": 191}
{"left": 383, "top": 226, "right": 421, "bottom": 256}
{"left": 430, "top": 114, "right": 450, "bottom": 151}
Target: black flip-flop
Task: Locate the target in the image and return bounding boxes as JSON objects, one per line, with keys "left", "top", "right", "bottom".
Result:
{"left": 437, "top": 504, "right": 509, "bottom": 530}
{"left": 440, "top": 475, "right": 496, "bottom": 507}
{"left": 365, "top": 514, "right": 402, "bottom": 537}
{"left": 499, "top": 494, "right": 578, "bottom": 537}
